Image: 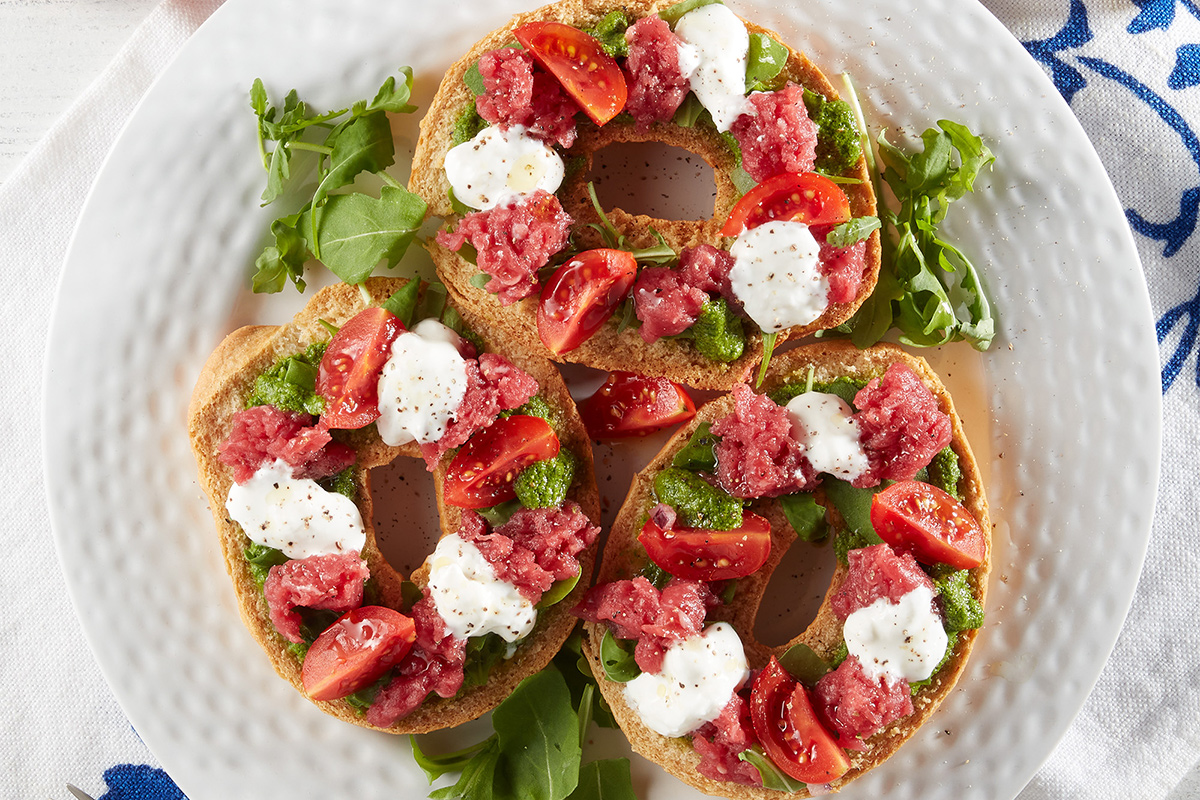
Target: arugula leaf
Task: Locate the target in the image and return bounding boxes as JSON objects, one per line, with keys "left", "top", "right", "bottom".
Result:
{"left": 382, "top": 279, "right": 421, "bottom": 327}
{"left": 410, "top": 736, "right": 496, "bottom": 782}
{"left": 565, "top": 759, "right": 637, "bottom": 800}
{"left": 822, "top": 477, "right": 884, "bottom": 546}
{"left": 309, "top": 111, "right": 397, "bottom": 250}
{"left": 300, "top": 184, "right": 427, "bottom": 285}
{"left": 778, "top": 492, "right": 827, "bottom": 542}
{"left": 429, "top": 738, "right": 506, "bottom": 800}
{"left": 492, "top": 668, "right": 582, "bottom": 800}
{"left": 537, "top": 572, "right": 581, "bottom": 609}
{"left": 745, "top": 32, "right": 788, "bottom": 93}
{"left": 738, "top": 746, "right": 810, "bottom": 792}
{"left": 826, "top": 216, "right": 881, "bottom": 248}
{"left": 777, "top": 642, "right": 833, "bottom": 685}
{"left": 585, "top": 183, "right": 678, "bottom": 266}
{"left": 599, "top": 630, "right": 640, "bottom": 682}
{"left": 659, "top": 0, "right": 723, "bottom": 28}
{"left": 755, "top": 331, "right": 779, "bottom": 388}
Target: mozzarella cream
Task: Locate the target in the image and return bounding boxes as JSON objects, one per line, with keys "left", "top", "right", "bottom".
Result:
{"left": 623, "top": 622, "right": 749, "bottom": 738}
{"left": 426, "top": 534, "right": 537, "bottom": 643}
{"left": 674, "top": 4, "right": 751, "bottom": 132}
{"left": 444, "top": 124, "right": 564, "bottom": 211}
{"left": 785, "top": 392, "right": 869, "bottom": 482}
{"left": 225, "top": 459, "right": 366, "bottom": 560}
{"left": 728, "top": 220, "right": 828, "bottom": 332}
{"left": 375, "top": 319, "right": 469, "bottom": 447}
{"left": 843, "top": 586, "right": 948, "bottom": 684}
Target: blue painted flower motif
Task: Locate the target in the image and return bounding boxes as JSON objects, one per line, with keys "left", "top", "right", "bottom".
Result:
{"left": 1021, "top": 0, "right": 1093, "bottom": 102}
{"left": 1128, "top": 0, "right": 1200, "bottom": 34}
{"left": 97, "top": 764, "right": 187, "bottom": 800}
{"left": 1168, "top": 43, "right": 1200, "bottom": 89}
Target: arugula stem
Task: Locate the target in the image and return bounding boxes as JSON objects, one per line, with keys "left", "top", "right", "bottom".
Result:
{"left": 379, "top": 172, "right": 403, "bottom": 189}
{"left": 289, "top": 141, "right": 335, "bottom": 155}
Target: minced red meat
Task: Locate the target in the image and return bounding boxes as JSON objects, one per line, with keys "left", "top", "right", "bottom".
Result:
{"left": 819, "top": 236, "right": 868, "bottom": 304}
{"left": 475, "top": 48, "right": 579, "bottom": 148}
{"left": 574, "top": 577, "right": 717, "bottom": 674}
{"left": 418, "top": 352, "right": 538, "bottom": 469}
{"left": 632, "top": 266, "right": 707, "bottom": 343}
{"left": 852, "top": 364, "right": 952, "bottom": 486}
{"left": 813, "top": 656, "right": 913, "bottom": 750}
{"left": 711, "top": 384, "right": 812, "bottom": 498}
{"left": 458, "top": 503, "right": 599, "bottom": 603}
{"left": 262, "top": 553, "right": 369, "bottom": 643}
{"left": 218, "top": 405, "right": 355, "bottom": 484}
{"left": 679, "top": 244, "right": 735, "bottom": 301}
{"left": 691, "top": 693, "right": 762, "bottom": 786}
{"left": 365, "top": 592, "right": 467, "bottom": 728}
{"left": 730, "top": 84, "right": 819, "bottom": 183}
{"left": 436, "top": 190, "right": 573, "bottom": 305}
{"left": 623, "top": 16, "right": 691, "bottom": 128}
{"left": 829, "top": 544, "right": 935, "bottom": 621}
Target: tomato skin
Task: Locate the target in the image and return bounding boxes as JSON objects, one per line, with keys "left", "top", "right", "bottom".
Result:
{"left": 513, "top": 22, "right": 628, "bottom": 125}
{"left": 719, "top": 172, "right": 852, "bottom": 237}
{"left": 442, "top": 415, "right": 561, "bottom": 508}
{"left": 638, "top": 511, "right": 771, "bottom": 581}
{"left": 537, "top": 249, "right": 638, "bottom": 355}
{"left": 750, "top": 657, "right": 851, "bottom": 784}
{"left": 870, "top": 480, "right": 986, "bottom": 569}
{"left": 580, "top": 372, "right": 696, "bottom": 438}
{"left": 316, "top": 306, "right": 404, "bottom": 430}
{"left": 301, "top": 606, "right": 416, "bottom": 701}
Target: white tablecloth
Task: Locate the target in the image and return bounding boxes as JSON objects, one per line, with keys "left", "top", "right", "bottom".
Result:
{"left": 2, "top": 1, "right": 1197, "bottom": 798}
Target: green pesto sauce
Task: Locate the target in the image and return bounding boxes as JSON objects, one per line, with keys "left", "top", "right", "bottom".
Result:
{"left": 451, "top": 102, "right": 487, "bottom": 147}
{"left": 932, "top": 567, "right": 985, "bottom": 632}
{"left": 691, "top": 298, "right": 746, "bottom": 363}
{"left": 803, "top": 89, "right": 863, "bottom": 175}
{"left": 653, "top": 466, "right": 744, "bottom": 530}
{"left": 585, "top": 10, "right": 630, "bottom": 57}
{"left": 244, "top": 341, "right": 327, "bottom": 416}
{"left": 515, "top": 448, "right": 577, "bottom": 509}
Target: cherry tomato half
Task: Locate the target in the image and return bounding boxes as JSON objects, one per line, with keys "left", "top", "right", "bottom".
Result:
{"left": 301, "top": 606, "right": 416, "bottom": 701}
{"left": 513, "top": 21, "right": 628, "bottom": 126}
{"left": 442, "top": 415, "right": 561, "bottom": 508}
{"left": 537, "top": 249, "right": 638, "bottom": 355}
{"left": 316, "top": 306, "right": 404, "bottom": 430}
{"left": 580, "top": 372, "right": 696, "bottom": 438}
{"left": 750, "top": 657, "right": 851, "bottom": 784}
{"left": 719, "top": 172, "right": 852, "bottom": 237}
{"left": 639, "top": 511, "right": 771, "bottom": 581}
{"left": 870, "top": 480, "right": 986, "bottom": 569}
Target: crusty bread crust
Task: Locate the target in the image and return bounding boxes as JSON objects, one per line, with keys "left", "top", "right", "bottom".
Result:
{"left": 409, "top": 0, "right": 881, "bottom": 390}
{"left": 187, "top": 277, "right": 600, "bottom": 733}
{"left": 580, "top": 341, "right": 990, "bottom": 797}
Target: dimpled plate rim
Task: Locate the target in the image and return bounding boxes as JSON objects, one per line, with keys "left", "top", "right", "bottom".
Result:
{"left": 41, "top": 0, "right": 1160, "bottom": 799}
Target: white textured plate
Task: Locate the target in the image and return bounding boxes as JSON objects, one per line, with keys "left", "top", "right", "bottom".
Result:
{"left": 42, "top": 0, "right": 1160, "bottom": 798}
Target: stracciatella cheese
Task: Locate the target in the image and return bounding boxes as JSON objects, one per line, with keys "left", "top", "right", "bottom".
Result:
{"left": 728, "top": 220, "right": 828, "bottom": 332}
{"left": 786, "top": 392, "right": 869, "bottom": 482}
{"left": 843, "top": 586, "right": 948, "bottom": 684}
{"left": 426, "top": 534, "right": 538, "bottom": 643}
{"left": 225, "top": 459, "right": 366, "bottom": 559}
{"left": 623, "top": 622, "right": 749, "bottom": 738}
{"left": 674, "top": 4, "right": 752, "bottom": 132}
{"left": 376, "top": 319, "right": 469, "bottom": 447}
{"left": 443, "top": 124, "right": 565, "bottom": 211}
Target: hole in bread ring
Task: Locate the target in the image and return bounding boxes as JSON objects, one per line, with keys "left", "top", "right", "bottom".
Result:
{"left": 580, "top": 341, "right": 990, "bottom": 793}
{"left": 188, "top": 278, "right": 601, "bottom": 735}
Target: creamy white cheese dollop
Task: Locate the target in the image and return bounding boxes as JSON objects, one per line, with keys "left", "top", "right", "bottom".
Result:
{"left": 225, "top": 459, "right": 366, "bottom": 560}
{"left": 728, "top": 220, "right": 828, "bottom": 332}
{"left": 786, "top": 392, "right": 869, "bottom": 482}
{"left": 444, "top": 124, "right": 565, "bottom": 211}
{"left": 843, "top": 586, "right": 948, "bottom": 684}
{"left": 426, "top": 534, "right": 537, "bottom": 643}
{"left": 375, "top": 319, "right": 469, "bottom": 447}
{"left": 623, "top": 622, "right": 749, "bottom": 738}
{"left": 674, "top": 4, "right": 751, "bottom": 132}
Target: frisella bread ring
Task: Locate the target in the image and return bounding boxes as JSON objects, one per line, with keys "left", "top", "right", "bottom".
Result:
{"left": 576, "top": 341, "right": 990, "bottom": 795}
{"left": 408, "top": 0, "right": 882, "bottom": 390}
{"left": 187, "top": 277, "right": 601, "bottom": 732}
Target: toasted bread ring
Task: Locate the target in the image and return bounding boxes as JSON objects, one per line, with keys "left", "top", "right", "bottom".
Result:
{"left": 581, "top": 341, "right": 990, "bottom": 796}
{"left": 188, "top": 277, "right": 600, "bottom": 732}
{"left": 409, "top": 0, "right": 881, "bottom": 389}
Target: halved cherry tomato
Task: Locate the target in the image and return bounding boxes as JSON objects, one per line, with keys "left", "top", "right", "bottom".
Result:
{"left": 442, "top": 415, "right": 560, "bottom": 508}
{"left": 639, "top": 511, "right": 771, "bottom": 581}
{"left": 719, "top": 172, "right": 852, "bottom": 237}
{"left": 579, "top": 372, "right": 696, "bottom": 438}
{"left": 316, "top": 306, "right": 404, "bottom": 430}
{"left": 750, "top": 657, "right": 851, "bottom": 784}
{"left": 537, "top": 249, "right": 637, "bottom": 355}
{"left": 870, "top": 480, "right": 986, "bottom": 569}
{"left": 301, "top": 606, "right": 416, "bottom": 701}
{"left": 513, "top": 21, "right": 628, "bottom": 126}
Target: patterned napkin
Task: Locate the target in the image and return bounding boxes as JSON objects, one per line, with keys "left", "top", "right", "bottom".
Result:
{"left": 3, "top": 1, "right": 1197, "bottom": 798}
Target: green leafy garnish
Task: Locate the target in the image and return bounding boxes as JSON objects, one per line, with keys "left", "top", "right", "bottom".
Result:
{"left": 756, "top": 331, "right": 779, "bottom": 388}
{"left": 823, "top": 477, "right": 885, "bottom": 563}
{"left": 461, "top": 634, "right": 513, "bottom": 691}
{"left": 566, "top": 759, "right": 637, "bottom": 800}
{"left": 381, "top": 279, "right": 421, "bottom": 326}
{"left": 778, "top": 492, "right": 828, "bottom": 542}
{"left": 244, "top": 541, "right": 289, "bottom": 587}
{"left": 249, "top": 71, "right": 427, "bottom": 293}
{"left": 839, "top": 77, "right": 997, "bottom": 350}
{"left": 653, "top": 467, "right": 744, "bottom": 530}
{"left": 638, "top": 560, "right": 673, "bottom": 591}
{"left": 477, "top": 499, "right": 522, "bottom": 528}
{"left": 778, "top": 642, "right": 833, "bottom": 685}
{"left": 599, "top": 630, "right": 641, "bottom": 683}
{"left": 585, "top": 183, "right": 678, "bottom": 266}
{"left": 659, "top": 0, "right": 723, "bottom": 28}
{"left": 537, "top": 572, "right": 582, "bottom": 609}
{"left": 672, "top": 421, "right": 719, "bottom": 473}
{"left": 737, "top": 746, "right": 810, "bottom": 792}
{"left": 826, "top": 216, "right": 881, "bottom": 248}
{"left": 745, "top": 32, "right": 788, "bottom": 93}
